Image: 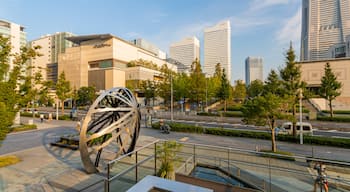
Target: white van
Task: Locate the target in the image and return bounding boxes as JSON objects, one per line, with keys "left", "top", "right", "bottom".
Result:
{"left": 280, "top": 122, "right": 313, "bottom": 135}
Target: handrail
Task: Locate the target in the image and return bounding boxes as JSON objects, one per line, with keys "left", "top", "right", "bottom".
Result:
{"left": 108, "top": 139, "right": 161, "bottom": 165}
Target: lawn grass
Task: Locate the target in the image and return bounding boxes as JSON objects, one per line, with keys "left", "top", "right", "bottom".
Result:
{"left": 10, "top": 124, "right": 37, "bottom": 132}
{"left": 0, "top": 155, "right": 21, "bottom": 168}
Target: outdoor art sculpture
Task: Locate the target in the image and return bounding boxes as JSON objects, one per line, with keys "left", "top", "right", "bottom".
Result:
{"left": 79, "top": 87, "right": 140, "bottom": 173}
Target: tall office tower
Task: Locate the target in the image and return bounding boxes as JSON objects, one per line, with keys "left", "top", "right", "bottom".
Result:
{"left": 204, "top": 20, "right": 231, "bottom": 81}
{"left": 0, "top": 19, "right": 26, "bottom": 73}
{"left": 245, "top": 57, "right": 263, "bottom": 86}
{"left": 301, "top": 0, "right": 350, "bottom": 61}
{"left": 169, "top": 37, "right": 200, "bottom": 70}
{"left": 29, "top": 32, "right": 74, "bottom": 83}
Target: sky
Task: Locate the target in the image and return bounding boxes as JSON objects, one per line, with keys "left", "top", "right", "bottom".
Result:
{"left": 0, "top": 0, "right": 301, "bottom": 84}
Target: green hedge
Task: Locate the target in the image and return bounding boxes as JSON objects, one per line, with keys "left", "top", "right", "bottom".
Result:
{"left": 152, "top": 122, "right": 204, "bottom": 133}
{"left": 260, "top": 150, "right": 295, "bottom": 161}
{"left": 321, "top": 110, "right": 350, "bottom": 114}
{"left": 152, "top": 122, "right": 350, "bottom": 148}
{"left": 197, "top": 111, "right": 243, "bottom": 117}
{"left": 317, "top": 116, "right": 350, "bottom": 122}
{"left": 10, "top": 124, "right": 37, "bottom": 132}
{"left": 20, "top": 112, "right": 71, "bottom": 121}
{"left": 219, "top": 105, "right": 242, "bottom": 111}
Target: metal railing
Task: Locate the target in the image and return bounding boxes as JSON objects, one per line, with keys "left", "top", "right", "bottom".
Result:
{"left": 104, "top": 140, "right": 350, "bottom": 192}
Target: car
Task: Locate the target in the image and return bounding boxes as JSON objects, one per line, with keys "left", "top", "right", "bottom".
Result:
{"left": 280, "top": 122, "right": 313, "bottom": 135}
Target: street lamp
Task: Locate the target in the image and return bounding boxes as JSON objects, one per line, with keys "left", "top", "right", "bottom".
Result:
{"left": 171, "top": 74, "right": 173, "bottom": 122}
{"left": 299, "top": 88, "right": 303, "bottom": 145}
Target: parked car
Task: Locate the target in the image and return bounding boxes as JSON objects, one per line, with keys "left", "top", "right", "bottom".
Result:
{"left": 279, "top": 122, "right": 313, "bottom": 135}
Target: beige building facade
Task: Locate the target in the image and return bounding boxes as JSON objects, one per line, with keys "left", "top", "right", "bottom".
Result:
{"left": 299, "top": 58, "right": 350, "bottom": 107}
{"left": 59, "top": 34, "right": 176, "bottom": 91}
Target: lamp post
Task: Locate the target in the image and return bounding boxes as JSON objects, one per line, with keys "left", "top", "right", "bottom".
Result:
{"left": 170, "top": 73, "right": 173, "bottom": 122}
{"left": 56, "top": 99, "right": 59, "bottom": 120}
{"left": 299, "top": 89, "right": 303, "bottom": 145}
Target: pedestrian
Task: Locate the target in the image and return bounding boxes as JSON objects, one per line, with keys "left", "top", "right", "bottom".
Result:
{"left": 40, "top": 114, "right": 44, "bottom": 123}
{"left": 313, "top": 162, "right": 328, "bottom": 192}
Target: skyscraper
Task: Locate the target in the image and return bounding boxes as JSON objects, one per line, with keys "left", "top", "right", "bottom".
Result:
{"left": 245, "top": 57, "right": 263, "bottom": 86}
{"left": 29, "top": 32, "right": 74, "bottom": 83}
{"left": 169, "top": 37, "right": 200, "bottom": 71}
{"left": 204, "top": 21, "right": 231, "bottom": 81}
{"left": 301, "top": 0, "right": 350, "bottom": 61}
{"left": 0, "top": 19, "right": 26, "bottom": 72}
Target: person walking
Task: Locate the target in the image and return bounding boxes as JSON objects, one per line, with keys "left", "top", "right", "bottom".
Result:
{"left": 313, "top": 162, "right": 328, "bottom": 192}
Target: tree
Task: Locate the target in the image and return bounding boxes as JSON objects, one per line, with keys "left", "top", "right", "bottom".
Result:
{"left": 140, "top": 80, "right": 156, "bottom": 106}
{"left": 157, "top": 64, "right": 172, "bottom": 106}
{"left": 0, "top": 35, "right": 40, "bottom": 144}
{"left": 232, "top": 80, "right": 246, "bottom": 103}
{"left": 56, "top": 71, "right": 71, "bottom": 114}
{"left": 173, "top": 73, "right": 190, "bottom": 102}
{"left": 156, "top": 140, "right": 182, "bottom": 180}
{"left": 77, "top": 86, "right": 96, "bottom": 106}
{"left": 280, "top": 43, "right": 304, "bottom": 136}
{"left": 242, "top": 93, "right": 288, "bottom": 152}
{"left": 189, "top": 58, "right": 205, "bottom": 109}
{"left": 264, "top": 70, "right": 283, "bottom": 95}
{"left": 247, "top": 79, "right": 264, "bottom": 98}
{"left": 217, "top": 68, "right": 231, "bottom": 112}
{"left": 319, "top": 63, "right": 342, "bottom": 118}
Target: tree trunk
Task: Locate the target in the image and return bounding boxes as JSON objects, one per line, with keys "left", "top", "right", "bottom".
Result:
{"left": 61, "top": 100, "right": 64, "bottom": 115}
{"left": 292, "top": 104, "right": 297, "bottom": 136}
{"left": 224, "top": 99, "right": 227, "bottom": 112}
{"left": 271, "top": 119, "right": 277, "bottom": 152}
{"left": 329, "top": 99, "right": 333, "bottom": 118}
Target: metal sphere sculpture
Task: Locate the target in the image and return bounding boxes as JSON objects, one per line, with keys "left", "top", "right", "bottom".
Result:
{"left": 79, "top": 87, "right": 140, "bottom": 173}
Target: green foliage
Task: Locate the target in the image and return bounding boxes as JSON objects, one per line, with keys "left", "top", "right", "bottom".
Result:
{"left": 10, "top": 124, "right": 37, "bottom": 132}
{"left": 279, "top": 43, "right": 305, "bottom": 136}
{"left": 140, "top": 80, "right": 156, "bottom": 106}
{"left": 77, "top": 86, "right": 96, "bottom": 106}
{"left": 189, "top": 58, "right": 206, "bottom": 106}
{"left": 0, "top": 155, "right": 21, "bottom": 168}
{"left": 0, "top": 35, "right": 41, "bottom": 144}
{"left": 317, "top": 116, "right": 350, "bottom": 122}
{"left": 321, "top": 110, "right": 350, "bottom": 114}
{"left": 197, "top": 111, "right": 244, "bottom": 117}
{"left": 156, "top": 140, "right": 183, "bottom": 180}
{"left": 232, "top": 79, "right": 245, "bottom": 103}
{"left": 152, "top": 122, "right": 204, "bottom": 133}
{"left": 247, "top": 79, "right": 264, "bottom": 98}
{"left": 319, "top": 63, "right": 342, "bottom": 118}
{"left": 127, "top": 59, "right": 159, "bottom": 71}
{"left": 173, "top": 73, "right": 190, "bottom": 101}
{"left": 56, "top": 71, "right": 71, "bottom": 114}
{"left": 259, "top": 150, "right": 295, "bottom": 161}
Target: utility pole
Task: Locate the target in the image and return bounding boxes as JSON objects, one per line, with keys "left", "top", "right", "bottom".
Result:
{"left": 299, "top": 89, "right": 303, "bottom": 145}
{"left": 171, "top": 74, "right": 173, "bottom": 122}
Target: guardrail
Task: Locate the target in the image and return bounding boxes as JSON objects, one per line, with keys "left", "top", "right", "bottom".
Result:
{"left": 103, "top": 140, "right": 350, "bottom": 192}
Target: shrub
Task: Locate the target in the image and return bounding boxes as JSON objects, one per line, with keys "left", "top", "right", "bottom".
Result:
{"left": 58, "top": 115, "right": 71, "bottom": 121}
{"left": 0, "top": 155, "right": 21, "bottom": 167}
{"left": 317, "top": 116, "right": 350, "bottom": 122}
{"left": 321, "top": 110, "right": 350, "bottom": 114}
{"left": 197, "top": 111, "right": 243, "bottom": 117}
{"left": 220, "top": 105, "right": 242, "bottom": 111}
{"left": 152, "top": 122, "right": 204, "bottom": 133}
{"left": 20, "top": 112, "right": 39, "bottom": 118}
{"left": 10, "top": 124, "right": 37, "bottom": 132}
{"left": 260, "top": 150, "right": 295, "bottom": 161}
{"left": 153, "top": 122, "right": 350, "bottom": 148}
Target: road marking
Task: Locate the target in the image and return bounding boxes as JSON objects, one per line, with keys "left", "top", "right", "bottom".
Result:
{"left": 327, "top": 130, "right": 337, "bottom": 132}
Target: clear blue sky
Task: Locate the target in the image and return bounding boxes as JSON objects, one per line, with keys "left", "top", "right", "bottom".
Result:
{"left": 1, "top": 0, "right": 301, "bottom": 84}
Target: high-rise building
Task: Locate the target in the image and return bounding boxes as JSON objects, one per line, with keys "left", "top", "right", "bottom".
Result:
{"left": 169, "top": 37, "right": 200, "bottom": 71}
{"left": 245, "top": 57, "right": 263, "bottom": 86}
{"left": 301, "top": 0, "right": 350, "bottom": 61}
{"left": 204, "top": 20, "right": 231, "bottom": 81}
{"left": 0, "top": 19, "right": 26, "bottom": 72}
{"left": 29, "top": 32, "right": 75, "bottom": 83}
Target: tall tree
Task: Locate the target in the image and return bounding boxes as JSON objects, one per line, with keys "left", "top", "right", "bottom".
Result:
{"left": 77, "top": 86, "right": 96, "bottom": 106}
{"left": 0, "top": 35, "right": 40, "bottom": 144}
{"left": 173, "top": 73, "right": 190, "bottom": 101}
{"left": 189, "top": 58, "right": 205, "bottom": 108}
{"left": 217, "top": 68, "right": 231, "bottom": 112}
{"left": 264, "top": 70, "right": 283, "bottom": 95}
{"left": 280, "top": 43, "right": 304, "bottom": 136}
{"left": 157, "top": 64, "right": 172, "bottom": 106}
{"left": 232, "top": 80, "right": 246, "bottom": 103}
{"left": 319, "top": 63, "right": 342, "bottom": 118}
{"left": 56, "top": 71, "right": 71, "bottom": 114}
{"left": 242, "top": 93, "right": 288, "bottom": 152}
{"left": 140, "top": 80, "right": 156, "bottom": 106}
{"left": 247, "top": 79, "right": 264, "bottom": 98}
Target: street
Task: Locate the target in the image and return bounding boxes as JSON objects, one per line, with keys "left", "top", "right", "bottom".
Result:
{"left": 1, "top": 117, "right": 350, "bottom": 162}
